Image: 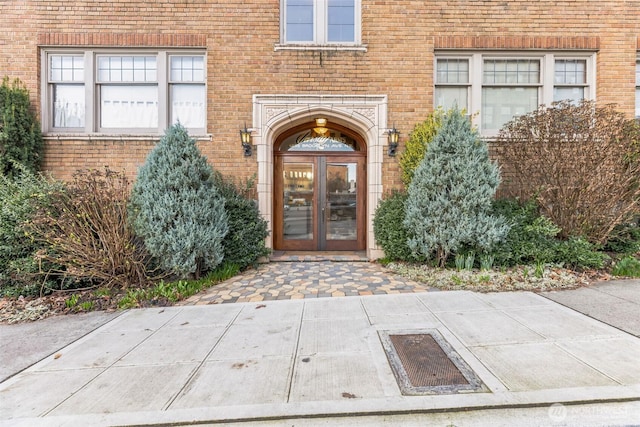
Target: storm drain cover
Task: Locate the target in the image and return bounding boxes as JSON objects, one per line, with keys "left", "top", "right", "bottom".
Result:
{"left": 379, "top": 329, "right": 486, "bottom": 395}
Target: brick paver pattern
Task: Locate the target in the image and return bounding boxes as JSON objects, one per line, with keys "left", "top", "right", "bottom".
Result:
{"left": 182, "top": 256, "right": 433, "bottom": 305}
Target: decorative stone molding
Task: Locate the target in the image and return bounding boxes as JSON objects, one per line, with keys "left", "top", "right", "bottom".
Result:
{"left": 252, "top": 94, "right": 389, "bottom": 259}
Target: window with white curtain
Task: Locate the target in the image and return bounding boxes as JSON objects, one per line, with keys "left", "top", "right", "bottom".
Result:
{"left": 282, "top": 0, "right": 360, "bottom": 44}
{"left": 482, "top": 59, "right": 540, "bottom": 131}
{"left": 97, "top": 55, "right": 158, "bottom": 129}
{"left": 435, "top": 53, "right": 595, "bottom": 135}
{"left": 170, "top": 56, "right": 205, "bottom": 129}
{"left": 554, "top": 59, "right": 587, "bottom": 103}
{"left": 43, "top": 50, "right": 206, "bottom": 134}
{"left": 50, "top": 55, "right": 85, "bottom": 128}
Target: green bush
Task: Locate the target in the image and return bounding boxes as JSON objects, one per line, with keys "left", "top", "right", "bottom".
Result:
{"left": 373, "top": 190, "right": 421, "bottom": 261}
{"left": 489, "top": 199, "right": 560, "bottom": 266}
{"left": 611, "top": 256, "right": 640, "bottom": 277}
{"left": 554, "top": 237, "right": 609, "bottom": 270}
{"left": 604, "top": 218, "right": 640, "bottom": 255}
{"left": 0, "top": 171, "right": 64, "bottom": 296}
{"left": 398, "top": 107, "right": 446, "bottom": 187}
{"left": 0, "top": 77, "right": 44, "bottom": 177}
{"left": 404, "top": 108, "right": 509, "bottom": 266}
{"left": 489, "top": 198, "right": 609, "bottom": 269}
{"left": 213, "top": 172, "right": 270, "bottom": 270}
{"left": 130, "top": 124, "right": 228, "bottom": 279}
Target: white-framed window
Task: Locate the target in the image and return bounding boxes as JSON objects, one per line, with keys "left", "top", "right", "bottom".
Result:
{"left": 435, "top": 52, "right": 596, "bottom": 135}
{"left": 635, "top": 58, "right": 640, "bottom": 119}
{"left": 50, "top": 55, "right": 86, "bottom": 128}
{"left": 42, "top": 49, "right": 206, "bottom": 135}
{"left": 282, "top": 0, "right": 361, "bottom": 45}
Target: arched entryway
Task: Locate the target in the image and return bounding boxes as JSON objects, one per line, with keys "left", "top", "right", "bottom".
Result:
{"left": 251, "top": 94, "right": 389, "bottom": 260}
{"left": 273, "top": 120, "right": 366, "bottom": 251}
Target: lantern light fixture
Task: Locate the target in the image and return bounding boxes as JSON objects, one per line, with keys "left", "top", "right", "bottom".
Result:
{"left": 313, "top": 117, "right": 329, "bottom": 135}
{"left": 386, "top": 126, "right": 400, "bottom": 156}
{"left": 240, "top": 123, "right": 252, "bottom": 157}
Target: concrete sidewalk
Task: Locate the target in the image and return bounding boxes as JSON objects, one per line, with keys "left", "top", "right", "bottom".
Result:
{"left": 1, "top": 290, "right": 639, "bottom": 426}
{"left": 0, "top": 311, "right": 120, "bottom": 383}
{"left": 541, "top": 279, "right": 640, "bottom": 337}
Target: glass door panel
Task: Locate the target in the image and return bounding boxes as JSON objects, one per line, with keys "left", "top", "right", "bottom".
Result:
{"left": 283, "top": 163, "right": 314, "bottom": 241}
{"left": 324, "top": 162, "right": 357, "bottom": 242}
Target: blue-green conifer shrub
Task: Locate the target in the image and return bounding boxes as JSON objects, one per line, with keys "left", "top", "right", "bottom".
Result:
{"left": 403, "top": 108, "right": 509, "bottom": 266}
{"left": 129, "top": 124, "right": 228, "bottom": 279}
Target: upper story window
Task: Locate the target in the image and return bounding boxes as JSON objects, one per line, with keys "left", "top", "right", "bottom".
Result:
{"left": 43, "top": 49, "right": 206, "bottom": 135}
{"left": 435, "top": 52, "right": 595, "bottom": 135}
{"left": 282, "top": 0, "right": 361, "bottom": 45}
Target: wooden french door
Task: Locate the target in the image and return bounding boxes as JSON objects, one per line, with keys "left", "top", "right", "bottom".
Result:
{"left": 274, "top": 154, "right": 366, "bottom": 251}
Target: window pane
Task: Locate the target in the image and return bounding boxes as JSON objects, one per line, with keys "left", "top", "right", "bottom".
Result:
{"left": 50, "top": 55, "right": 84, "bottom": 82}
{"left": 328, "top": 0, "right": 355, "bottom": 42}
{"left": 53, "top": 85, "right": 85, "bottom": 128}
{"left": 637, "top": 61, "right": 640, "bottom": 86}
{"left": 436, "top": 59, "right": 469, "bottom": 84}
{"left": 482, "top": 87, "right": 538, "bottom": 131}
{"left": 286, "top": 0, "right": 314, "bottom": 42}
{"left": 97, "top": 56, "right": 157, "bottom": 82}
{"left": 283, "top": 163, "right": 314, "bottom": 240}
{"left": 555, "top": 59, "right": 586, "bottom": 85}
{"left": 554, "top": 87, "right": 584, "bottom": 103}
{"left": 170, "top": 56, "right": 205, "bottom": 82}
{"left": 100, "top": 85, "right": 158, "bottom": 128}
{"left": 171, "top": 85, "right": 205, "bottom": 128}
{"left": 435, "top": 87, "right": 468, "bottom": 111}
{"left": 483, "top": 60, "right": 540, "bottom": 84}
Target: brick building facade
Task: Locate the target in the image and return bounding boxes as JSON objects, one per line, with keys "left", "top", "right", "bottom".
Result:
{"left": 1, "top": 1, "right": 639, "bottom": 258}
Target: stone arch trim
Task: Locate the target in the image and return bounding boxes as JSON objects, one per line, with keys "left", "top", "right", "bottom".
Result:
{"left": 252, "top": 94, "right": 389, "bottom": 259}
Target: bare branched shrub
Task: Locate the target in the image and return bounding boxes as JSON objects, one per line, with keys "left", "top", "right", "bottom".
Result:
{"left": 29, "top": 168, "right": 161, "bottom": 291}
{"left": 496, "top": 100, "right": 640, "bottom": 244}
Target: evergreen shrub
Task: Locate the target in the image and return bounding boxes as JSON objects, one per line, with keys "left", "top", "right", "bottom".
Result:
{"left": 130, "top": 124, "right": 228, "bottom": 279}
{"left": 373, "top": 190, "right": 421, "bottom": 261}
{"left": 398, "top": 107, "right": 445, "bottom": 187}
{"left": 554, "top": 237, "right": 608, "bottom": 270}
{"left": 404, "top": 108, "right": 509, "bottom": 266}
{"left": 0, "top": 77, "right": 44, "bottom": 177}
{"left": 489, "top": 198, "right": 608, "bottom": 269}
{"left": 489, "top": 199, "right": 560, "bottom": 266}
{"left": 213, "top": 171, "right": 270, "bottom": 270}
{"left": 604, "top": 217, "right": 640, "bottom": 255}
{"left": 0, "top": 170, "right": 64, "bottom": 296}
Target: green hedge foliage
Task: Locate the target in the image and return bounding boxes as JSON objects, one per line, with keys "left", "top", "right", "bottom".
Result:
{"left": 373, "top": 190, "right": 422, "bottom": 262}
{"left": 0, "top": 171, "right": 64, "bottom": 296}
{"left": 0, "top": 77, "right": 43, "bottom": 177}
{"left": 213, "top": 172, "right": 270, "bottom": 270}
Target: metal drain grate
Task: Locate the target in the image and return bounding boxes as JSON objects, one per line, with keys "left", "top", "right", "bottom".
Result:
{"left": 379, "top": 329, "right": 486, "bottom": 395}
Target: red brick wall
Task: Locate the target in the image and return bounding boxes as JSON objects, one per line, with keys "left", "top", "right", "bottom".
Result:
{"left": 2, "top": 0, "right": 638, "bottom": 186}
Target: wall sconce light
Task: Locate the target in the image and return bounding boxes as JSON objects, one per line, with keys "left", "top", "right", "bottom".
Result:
{"left": 386, "top": 126, "right": 400, "bottom": 157}
{"left": 240, "top": 123, "right": 252, "bottom": 157}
